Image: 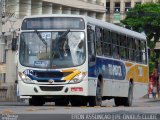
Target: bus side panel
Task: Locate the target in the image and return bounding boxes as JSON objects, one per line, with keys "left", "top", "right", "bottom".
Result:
{"left": 102, "top": 80, "right": 113, "bottom": 96}
{"left": 125, "top": 62, "right": 149, "bottom": 98}
{"left": 133, "top": 83, "right": 148, "bottom": 98}
{"left": 88, "top": 77, "right": 97, "bottom": 96}
{"left": 111, "top": 80, "right": 129, "bottom": 97}
{"left": 88, "top": 57, "right": 128, "bottom": 97}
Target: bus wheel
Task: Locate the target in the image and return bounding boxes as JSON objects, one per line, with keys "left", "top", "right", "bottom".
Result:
{"left": 88, "top": 80, "right": 102, "bottom": 106}
{"left": 55, "top": 100, "right": 69, "bottom": 106}
{"left": 29, "top": 96, "right": 45, "bottom": 106}
{"left": 124, "top": 83, "right": 133, "bottom": 106}
{"left": 114, "top": 97, "right": 123, "bottom": 106}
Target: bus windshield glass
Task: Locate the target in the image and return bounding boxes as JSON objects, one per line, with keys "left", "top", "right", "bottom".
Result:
{"left": 19, "top": 31, "right": 86, "bottom": 69}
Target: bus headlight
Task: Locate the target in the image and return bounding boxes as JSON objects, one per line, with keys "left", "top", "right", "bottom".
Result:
{"left": 69, "top": 72, "right": 87, "bottom": 83}
{"left": 18, "top": 72, "right": 34, "bottom": 84}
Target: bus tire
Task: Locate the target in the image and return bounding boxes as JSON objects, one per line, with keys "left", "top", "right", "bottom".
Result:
{"left": 88, "top": 80, "right": 102, "bottom": 106}
{"left": 124, "top": 83, "right": 133, "bottom": 106}
{"left": 29, "top": 96, "right": 45, "bottom": 106}
{"left": 114, "top": 97, "right": 123, "bottom": 106}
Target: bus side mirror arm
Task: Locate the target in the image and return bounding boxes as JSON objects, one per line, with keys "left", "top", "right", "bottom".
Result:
{"left": 15, "top": 51, "right": 19, "bottom": 66}
{"left": 11, "top": 38, "right": 18, "bottom": 51}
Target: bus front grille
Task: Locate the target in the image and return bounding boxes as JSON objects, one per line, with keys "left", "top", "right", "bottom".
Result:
{"left": 39, "top": 86, "right": 63, "bottom": 91}
{"left": 36, "top": 80, "right": 66, "bottom": 82}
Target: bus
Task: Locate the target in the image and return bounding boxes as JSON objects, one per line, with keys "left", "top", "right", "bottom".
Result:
{"left": 16, "top": 14, "right": 148, "bottom": 106}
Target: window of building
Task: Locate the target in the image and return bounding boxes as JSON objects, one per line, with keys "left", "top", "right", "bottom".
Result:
{"left": 125, "top": 2, "right": 131, "bottom": 12}
{"left": 106, "top": 2, "right": 110, "bottom": 13}
{"left": 135, "top": 2, "right": 141, "bottom": 5}
{"left": 114, "top": 2, "right": 120, "bottom": 13}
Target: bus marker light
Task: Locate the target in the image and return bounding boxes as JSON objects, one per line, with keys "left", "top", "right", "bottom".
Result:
{"left": 71, "top": 87, "right": 83, "bottom": 92}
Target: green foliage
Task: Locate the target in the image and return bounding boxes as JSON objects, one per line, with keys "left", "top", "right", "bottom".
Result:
{"left": 121, "top": 3, "right": 160, "bottom": 75}
{"left": 121, "top": 3, "right": 160, "bottom": 49}
{"left": 149, "top": 51, "right": 156, "bottom": 75}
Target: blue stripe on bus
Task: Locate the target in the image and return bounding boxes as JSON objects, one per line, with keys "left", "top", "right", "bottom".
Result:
{"left": 23, "top": 69, "right": 64, "bottom": 81}
{"left": 88, "top": 58, "right": 126, "bottom": 80}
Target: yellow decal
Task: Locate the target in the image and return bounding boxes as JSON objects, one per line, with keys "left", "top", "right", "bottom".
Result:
{"left": 63, "top": 69, "right": 81, "bottom": 81}
{"left": 126, "top": 64, "right": 148, "bottom": 83}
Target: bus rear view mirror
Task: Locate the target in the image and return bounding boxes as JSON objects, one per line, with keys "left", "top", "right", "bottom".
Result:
{"left": 11, "top": 38, "right": 17, "bottom": 51}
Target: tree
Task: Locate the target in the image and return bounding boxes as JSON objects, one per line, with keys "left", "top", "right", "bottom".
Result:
{"left": 121, "top": 3, "right": 160, "bottom": 74}
{"left": 121, "top": 3, "right": 160, "bottom": 49}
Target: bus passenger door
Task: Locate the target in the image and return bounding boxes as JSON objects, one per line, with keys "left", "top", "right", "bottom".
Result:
{"left": 87, "top": 25, "right": 96, "bottom": 69}
{"left": 87, "top": 25, "right": 97, "bottom": 96}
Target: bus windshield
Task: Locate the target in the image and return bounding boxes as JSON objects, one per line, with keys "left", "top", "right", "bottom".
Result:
{"left": 19, "top": 31, "right": 86, "bottom": 69}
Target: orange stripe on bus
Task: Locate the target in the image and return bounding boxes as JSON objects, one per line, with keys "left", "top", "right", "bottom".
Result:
{"left": 63, "top": 70, "right": 81, "bottom": 81}
{"left": 125, "top": 62, "right": 133, "bottom": 67}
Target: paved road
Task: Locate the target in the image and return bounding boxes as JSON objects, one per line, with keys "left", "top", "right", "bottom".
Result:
{"left": 0, "top": 98, "right": 159, "bottom": 113}
{"left": 0, "top": 98, "right": 160, "bottom": 120}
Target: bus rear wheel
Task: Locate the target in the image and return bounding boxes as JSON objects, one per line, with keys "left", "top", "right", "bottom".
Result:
{"left": 114, "top": 83, "right": 133, "bottom": 106}
{"left": 124, "top": 83, "right": 133, "bottom": 106}
{"left": 88, "top": 80, "right": 102, "bottom": 106}
{"left": 114, "top": 97, "right": 123, "bottom": 106}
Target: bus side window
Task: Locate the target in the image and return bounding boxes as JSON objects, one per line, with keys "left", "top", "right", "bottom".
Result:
{"left": 135, "top": 39, "right": 141, "bottom": 62}
{"left": 141, "top": 41, "right": 147, "bottom": 64}
{"left": 128, "top": 37, "right": 135, "bottom": 61}
{"left": 87, "top": 26, "right": 96, "bottom": 62}
{"left": 120, "top": 35, "right": 127, "bottom": 59}
{"left": 103, "top": 29, "right": 112, "bottom": 57}
{"left": 112, "top": 32, "right": 120, "bottom": 59}
{"left": 95, "top": 27, "right": 103, "bottom": 56}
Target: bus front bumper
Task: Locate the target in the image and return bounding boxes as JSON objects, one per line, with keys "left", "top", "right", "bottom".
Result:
{"left": 18, "top": 80, "right": 88, "bottom": 96}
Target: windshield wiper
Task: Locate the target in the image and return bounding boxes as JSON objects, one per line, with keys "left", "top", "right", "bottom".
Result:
{"left": 57, "top": 29, "right": 70, "bottom": 40}
{"left": 34, "top": 30, "right": 48, "bottom": 52}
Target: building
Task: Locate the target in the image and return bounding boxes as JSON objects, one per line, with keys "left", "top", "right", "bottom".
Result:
{"left": 0, "top": 0, "right": 159, "bottom": 101}
{"left": 105, "top": 0, "right": 159, "bottom": 24}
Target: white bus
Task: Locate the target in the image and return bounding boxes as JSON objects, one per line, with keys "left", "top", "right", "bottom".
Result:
{"left": 16, "top": 14, "right": 148, "bottom": 106}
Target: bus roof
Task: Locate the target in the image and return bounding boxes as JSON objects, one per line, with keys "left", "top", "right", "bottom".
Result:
{"left": 23, "top": 14, "right": 146, "bottom": 40}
